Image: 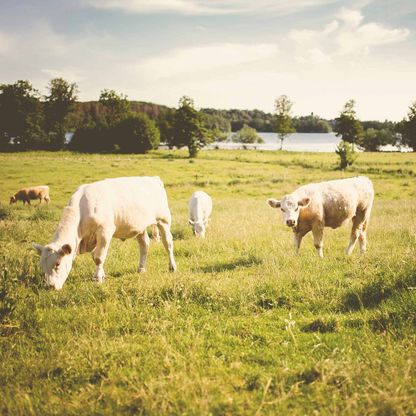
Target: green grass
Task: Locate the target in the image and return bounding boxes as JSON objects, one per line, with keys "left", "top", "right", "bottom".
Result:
{"left": 0, "top": 149, "right": 415, "bottom": 415}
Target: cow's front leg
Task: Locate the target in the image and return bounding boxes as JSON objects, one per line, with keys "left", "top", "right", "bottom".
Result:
{"left": 293, "top": 231, "right": 303, "bottom": 254}
{"left": 137, "top": 230, "right": 150, "bottom": 273}
{"left": 93, "top": 226, "right": 115, "bottom": 283}
{"left": 312, "top": 225, "right": 324, "bottom": 258}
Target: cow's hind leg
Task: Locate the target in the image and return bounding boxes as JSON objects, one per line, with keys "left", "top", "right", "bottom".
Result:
{"left": 346, "top": 212, "right": 365, "bottom": 255}
{"left": 157, "top": 221, "right": 177, "bottom": 272}
{"left": 358, "top": 221, "right": 367, "bottom": 254}
{"left": 137, "top": 230, "right": 150, "bottom": 273}
{"left": 151, "top": 223, "right": 160, "bottom": 242}
{"left": 93, "top": 226, "right": 115, "bottom": 283}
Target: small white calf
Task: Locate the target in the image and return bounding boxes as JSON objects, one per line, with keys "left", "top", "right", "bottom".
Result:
{"left": 188, "top": 191, "right": 213, "bottom": 238}
{"left": 267, "top": 176, "right": 374, "bottom": 257}
{"left": 33, "top": 177, "right": 176, "bottom": 290}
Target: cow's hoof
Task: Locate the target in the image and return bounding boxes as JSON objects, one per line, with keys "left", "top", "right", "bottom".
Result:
{"left": 169, "top": 264, "right": 177, "bottom": 272}
{"left": 138, "top": 267, "right": 146, "bottom": 273}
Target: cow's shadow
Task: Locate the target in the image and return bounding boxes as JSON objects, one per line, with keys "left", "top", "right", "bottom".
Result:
{"left": 196, "top": 254, "right": 263, "bottom": 273}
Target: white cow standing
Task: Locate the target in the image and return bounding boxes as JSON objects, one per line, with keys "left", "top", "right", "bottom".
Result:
{"left": 188, "top": 191, "right": 213, "bottom": 238}
{"left": 33, "top": 177, "right": 177, "bottom": 290}
{"left": 267, "top": 176, "right": 374, "bottom": 257}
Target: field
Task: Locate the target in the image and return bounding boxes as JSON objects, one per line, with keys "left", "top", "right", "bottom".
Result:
{"left": 0, "top": 149, "right": 415, "bottom": 415}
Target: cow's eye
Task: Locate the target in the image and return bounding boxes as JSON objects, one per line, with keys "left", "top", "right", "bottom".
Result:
{"left": 295, "top": 207, "right": 299, "bottom": 211}
{"left": 280, "top": 208, "right": 284, "bottom": 212}
{"left": 55, "top": 262, "right": 60, "bottom": 269}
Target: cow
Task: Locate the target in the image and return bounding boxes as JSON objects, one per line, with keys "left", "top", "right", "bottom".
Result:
{"left": 188, "top": 191, "right": 213, "bottom": 238}
{"left": 32, "top": 177, "right": 177, "bottom": 290}
{"left": 10, "top": 186, "right": 50, "bottom": 205}
{"left": 267, "top": 176, "right": 374, "bottom": 257}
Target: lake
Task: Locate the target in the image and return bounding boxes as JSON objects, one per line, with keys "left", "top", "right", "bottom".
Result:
{"left": 210, "top": 132, "right": 408, "bottom": 153}
{"left": 211, "top": 132, "right": 340, "bottom": 152}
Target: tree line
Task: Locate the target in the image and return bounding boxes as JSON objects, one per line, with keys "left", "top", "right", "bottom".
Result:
{"left": 0, "top": 79, "right": 415, "bottom": 157}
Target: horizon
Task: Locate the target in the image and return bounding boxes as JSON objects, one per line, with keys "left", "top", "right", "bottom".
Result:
{"left": 1, "top": 0, "right": 415, "bottom": 121}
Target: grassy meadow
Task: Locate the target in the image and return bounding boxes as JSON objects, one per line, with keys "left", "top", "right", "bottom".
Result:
{"left": 0, "top": 149, "right": 415, "bottom": 415}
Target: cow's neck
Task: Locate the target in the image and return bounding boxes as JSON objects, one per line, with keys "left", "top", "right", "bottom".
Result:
{"left": 52, "top": 202, "right": 81, "bottom": 254}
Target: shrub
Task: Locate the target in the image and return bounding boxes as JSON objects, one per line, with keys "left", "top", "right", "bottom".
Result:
{"left": 335, "top": 140, "right": 358, "bottom": 169}
{"left": 114, "top": 113, "right": 160, "bottom": 153}
{"left": 232, "top": 124, "right": 264, "bottom": 144}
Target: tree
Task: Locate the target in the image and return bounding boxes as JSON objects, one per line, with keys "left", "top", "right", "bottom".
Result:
{"left": 334, "top": 99, "right": 363, "bottom": 146}
{"left": 336, "top": 141, "right": 358, "bottom": 169}
{"left": 0, "top": 80, "right": 45, "bottom": 150}
{"left": 274, "top": 95, "right": 295, "bottom": 150}
{"left": 170, "top": 96, "right": 206, "bottom": 158}
{"left": 99, "top": 89, "right": 130, "bottom": 126}
{"left": 232, "top": 124, "right": 264, "bottom": 144}
{"left": 114, "top": 113, "right": 160, "bottom": 153}
{"left": 400, "top": 101, "right": 416, "bottom": 151}
{"left": 334, "top": 99, "right": 363, "bottom": 168}
{"left": 359, "top": 128, "right": 395, "bottom": 151}
{"left": 45, "top": 78, "right": 78, "bottom": 150}
{"left": 293, "top": 113, "right": 332, "bottom": 133}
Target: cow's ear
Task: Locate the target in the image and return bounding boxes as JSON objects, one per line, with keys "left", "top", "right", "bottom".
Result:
{"left": 267, "top": 199, "right": 281, "bottom": 208}
{"left": 32, "top": 242, "right": 44, "bottom": 255}
{"left": 298, "top": 197, "right": 311, "bottom": 208}
{"left": 188, "top": 219, "right": 194, "bottom": 225}
{"left": 59, "top": 244, "right": 72, "bottom": 256}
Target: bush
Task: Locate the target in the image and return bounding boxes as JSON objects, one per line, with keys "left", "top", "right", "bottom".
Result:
{"left": 336, "top": 140, "right": 358, "bottom": 169}
{"left": 232, "top": 124, "right": 264, "bottom": 144}
{"left": 68, "top": 123, "right": 113, "bottom": 152}
{"left": 114, "top": 113, "right": 160, "bottom": 153}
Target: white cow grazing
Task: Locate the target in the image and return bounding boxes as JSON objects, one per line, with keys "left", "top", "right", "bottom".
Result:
{"left": 188, "top": 191, "right": 213, "bottom": 238}
{"left": 267, "top": 176, "right": 374, "bottom": 257}
{"left": 33, "top": 177, "right": 177, "bottom": 290}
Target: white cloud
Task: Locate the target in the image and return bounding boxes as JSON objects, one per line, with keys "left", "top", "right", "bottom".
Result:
{"left": 84, "top": 0, "right": 338, "bottom": 15}
{"left": 289, "top": 8, "right": 410, "bottom": 62}
{"left": 336, "top": 7, "right": 363, "bottom": 28}
{"left": 134, "top": 43, "right": 279, "bottom": 80}
{"left": 0, "top": 32, "right": 15, "bottom": 55}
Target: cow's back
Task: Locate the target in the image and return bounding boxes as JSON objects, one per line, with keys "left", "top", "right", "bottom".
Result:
{"left": 78, "top": 177, "right": 170, "bottom": 237}
{"left": 298, "top": 177, "right": 373, "bottom": 229}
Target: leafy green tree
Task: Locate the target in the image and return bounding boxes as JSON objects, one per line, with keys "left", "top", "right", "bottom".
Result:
{"left": 294, "top": 113, "right": 332, "bottom": 133}
{"left": 0, "top": 80, "right": 45, "bottom": 150}
{"left": 334, "top": 100, "right": 363, "bottom": 167}
{"left": 400, "top": 102, "right": 416, "bottom": 151}
{"left": 170, "top": 96, "right": 206, "bottom": 158}
{"left": 359, "top": 128, "right": 395, "bottom": 151}
{"left": 336, "top": 141, "right": 358, "bottom": 169}
{"left": 232, "top": 124, "right": 264, "bottom": 144}
{"left": 274, "top": 95, "right": 295, "bottom": 150}
{"left": 334, "top": 99, "right": 363, "bottom": 146}
{"left": 68, "top": 123, "right": 110, "bottom": 153}
{"left": 99, "top": 89, "right": 130, "bottom": 126}
{"left": 45, "top": 78, "right": 78, "bottom": 150}
{"left": 157, "top": 107, "right": 176, "bottom": 145}
{"left": 114, "top": 113, "right": 160, "bottom": 153}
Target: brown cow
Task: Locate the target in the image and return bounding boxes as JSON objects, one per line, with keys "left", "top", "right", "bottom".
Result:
{"left": 10, "top": 186, "right": 50, "bottom": 205}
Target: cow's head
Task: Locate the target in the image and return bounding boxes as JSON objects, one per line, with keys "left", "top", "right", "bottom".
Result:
{"left": 9, "top": 196, "right": 16, "bottom": 204}
{"left": 188, "top": 219, "right": 206, "bottom": 238}
{"left": 32, "top": 243, "right": 73, "bottom": 290}
{"left": 267, "top": 195, "right": 310, "bottom": 228}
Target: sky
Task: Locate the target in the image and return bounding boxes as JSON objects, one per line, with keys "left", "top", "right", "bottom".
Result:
{"left": 0, "top": 0, "right": 415, "bottom": 121}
